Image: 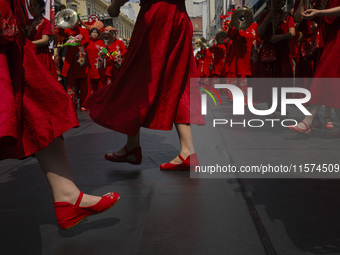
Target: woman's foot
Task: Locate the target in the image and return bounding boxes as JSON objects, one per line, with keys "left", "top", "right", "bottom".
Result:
{"left": 288, "top": 121, "right": 312, "bottom": 135}
{"left": 54, "top": 191, "right": 120, "bottom": 229}
{"left": 105, "top": 145, "right": 142, "bottom": 165}
{"left": 160, "top": 153, "right": 199, "bottom": 171}
{"left": 324, "top": 117, "right": 334, "bottom": 130}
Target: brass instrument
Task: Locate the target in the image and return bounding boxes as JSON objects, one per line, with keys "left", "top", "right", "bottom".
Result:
{"left": 230, "top": 7, "right": 253, "bottom": 30}
{"left": 55, "top": 9, "right": 78, "bottom": 29}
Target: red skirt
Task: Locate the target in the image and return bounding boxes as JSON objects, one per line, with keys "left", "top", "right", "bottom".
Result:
{"left": 0, "top": 39, "right": 79, "bottom": 159}
{"left": 310, "top": 24, "right": 340, "bottom": 108}
{"left": 87, "top": 0, "right": 204, "bottom": 136}
{"left": 36, "top": 49, "right": 58, "bottom": 80}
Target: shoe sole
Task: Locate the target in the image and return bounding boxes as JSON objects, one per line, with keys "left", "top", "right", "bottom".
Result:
{"left": 105, "top": 157, "right": 142, "bottom": 165}
{"left": 62, "top": 196, "right": 120, "bottom": 230}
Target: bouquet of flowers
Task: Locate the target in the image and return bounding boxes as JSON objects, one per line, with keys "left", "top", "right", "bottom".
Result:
{"left": 63, "top": 34, "right": 83, "bottom": 47}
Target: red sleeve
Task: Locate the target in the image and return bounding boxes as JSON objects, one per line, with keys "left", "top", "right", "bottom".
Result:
{"left": 118, "top": 40, "right": 127, "bottom": 56}
{"left": 41, "top": 18, "right": 53, "bottom": 36}
{"left": 0, "top": 0, "right": 18, "bottom": 44}
{"left": 58, "top": 28, "right": 70, "bottom": 38}
{"left": 61, "top": 46, "right": 76, "bottom": 77}
{"left": 80, "top": 28, "right": 90, "bottom": 45}
{"left": 286, "top": 15, "right": 295, "bottom": 29}
{"left": 226, "top": 27, "right": 238, "bottom": 40}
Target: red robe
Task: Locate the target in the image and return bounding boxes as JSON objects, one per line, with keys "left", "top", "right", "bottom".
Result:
{"left": 309, "top": 0, "right": 340, "bottom": 108}
{"left": 224, "top": 39, "right": 234, "bottom": 77}
{"left": 59, "top": 27, "right": 90, "bottom": 109}
{"left": 86, "top": 38, "right": 106, "bottom": 97}
{"left": 196, "top": 50, "right": 205, "bottom": 77}
{"left": 0, "top": 0, "right": 78, "bottom": 159}
{"left": 87, "top": 0, "right": 204, "bottom": 136}
{"left": 210, "top": 43, "right": 226, "bottom": 77}
{"left": 227, "top": 23, "right": 258, "bottom": 77}
{"left": 203, "top": 48, "right": 213, "bottom": 77}
{"left": 25, "top": 17, "right": 57, "bottom": 79}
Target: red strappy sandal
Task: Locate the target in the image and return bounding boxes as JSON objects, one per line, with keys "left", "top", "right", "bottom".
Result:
{"left": 288, "top": 121, "right": 312, "bottom": 135}
{"left": 160, "top": 153, "right": 199, "bottom": 171}
{"left": 54, "top": 192, "right": 120, "bottom": 230}
{"left": 105, "top": 146, "right": 142, "bottom": 165}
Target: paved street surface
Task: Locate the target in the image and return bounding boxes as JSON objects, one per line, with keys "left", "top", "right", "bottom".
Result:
{"left": 1, "top": 98, "right": 340, "bottom": 255}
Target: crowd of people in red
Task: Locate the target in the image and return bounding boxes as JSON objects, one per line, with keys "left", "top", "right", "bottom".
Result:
{"left": 1, "top": 0, "right": 339, "bottom": 230}
{"left": 195, "top": 0, "right": 340, "bottom": 134}
{"left": 28, "top": 2, "right": 129, "bottom": 112}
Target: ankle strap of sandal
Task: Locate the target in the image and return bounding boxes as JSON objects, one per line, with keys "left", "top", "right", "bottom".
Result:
{"left": 75, "top": 192, "right": 84, "bottom": 207}
{"left": 178, "top": 154, "right": 186, "bottom": 163}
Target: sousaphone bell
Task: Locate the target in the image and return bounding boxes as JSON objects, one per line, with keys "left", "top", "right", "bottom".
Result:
{"left": 230, "top": 7, "right": 253, "bottom": 30}
{"left": 55, "top": 9, "right": 78, "bottom": 29}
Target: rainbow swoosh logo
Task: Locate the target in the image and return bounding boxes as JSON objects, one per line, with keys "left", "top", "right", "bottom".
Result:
{"left": 198, "top": 82, "right": 222, "bottom": 106}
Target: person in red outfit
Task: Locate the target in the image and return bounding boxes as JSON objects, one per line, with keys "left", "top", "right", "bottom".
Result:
{"left": 0, "top": 0, "right": 119, "bottom": 230}
{"left": 226, "top": 22, "right": 258, "bottom": 101}
{"left": 210, "top": 33, "right": 226, "bottom": 78}
{"left": 87, "top": 0, "right": 204, "bottom": 170}
{"left": 58, "top": 19, "right": 90, "bottom": 111}
{"left": 203, "top": 47, "right": 213, "bottom": 78}
{"left": 254, "top": 0, "right": 296, "bottom": 107}
{"left": 85, "top": 28, "right": 106, "bottom": 108}
{"left": 195, "top": 50, "right": 205, "bottom": 78}
{"left": 105, "top": 28, "right": 127, "bottom": 85}
{"left": 289, "top": 3, "right": 340, "bottom": 135}
{"left": 294, "top": 0, "right": 335, "bottom": 129}
{"left": 26, "top": 0, "right": 58, "bottom": 79}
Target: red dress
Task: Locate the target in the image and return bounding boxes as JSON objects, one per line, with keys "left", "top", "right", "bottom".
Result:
{"left": 309, "top": 0, "right": 340, "bottom": 108}
{"left": 86, "top": 38, "right": 106, "bottom": 91}
{"left": 60, "top": 28, "right": 90, "bottom": 109}
{"left": 25, "top": 17, "right": 58, "bottom": 79}
{"left": 0, "top": 0, "right": 78, "bottom": 159}
{"left": 87, "top": 0, "right": 204, "bottom": 136}
{"left": 105, "top": 39, "right": 127, "bottom": 82}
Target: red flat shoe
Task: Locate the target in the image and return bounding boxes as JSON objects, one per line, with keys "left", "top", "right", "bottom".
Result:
{"left": 160, "top": 153, "right": 199, "bottom": 171}
{"left": 105, "top": 146, "right": 142, "bottom": 165}
{"left": 325, "top": 122, "right": 334, "bottom": 130}
{"left": 54, "top": 192, "right": 120, "bottom": 230}
{"left": 80, "top": 107, "right": 88, "bottom": 112}
{"left": 288, "top": 121, "right": 311, "bottom": 135}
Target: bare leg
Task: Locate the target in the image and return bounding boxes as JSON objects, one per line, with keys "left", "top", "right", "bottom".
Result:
{"left": 114, "top": 131, "right": 140, "bottom": 156}
{"left": 296, "top": 104, "right": 321, "bottom": 129}
{"left": 35, "top": 136, "right": 101, "bottom": 206}
{"left": 168, "top": 123, "right": 195, "bottom": 164}
{"left": 334, "top": 108, "right": 340, "bottom": 134}
{"left": 324, "top": 106, "right": 333, "bottom": 123}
